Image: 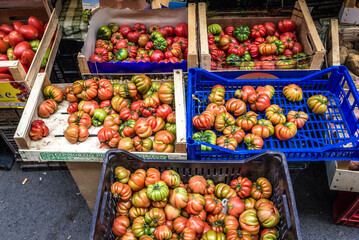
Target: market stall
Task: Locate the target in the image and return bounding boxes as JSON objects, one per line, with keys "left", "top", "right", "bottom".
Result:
{"left": 0, "top": 0, "right": 357, "bottom": 238}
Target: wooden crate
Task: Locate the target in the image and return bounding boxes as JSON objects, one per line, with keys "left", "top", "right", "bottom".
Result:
{"left": 339, "top": 0, "right": 359, "bottom": 25}
{"left": 326, "top": 161, "right": 359, "bottom": 193}
{"left": 0, "top": 10, "right": 62, "bottom": 108}
{"left": 77, "top": 3, "right": 198, "bottom": 74}
{"left": 198, "top": 0, "right": 325, "bottom": 71}
{"left": 14, "top": 71, "right": 187, "bottom": 162}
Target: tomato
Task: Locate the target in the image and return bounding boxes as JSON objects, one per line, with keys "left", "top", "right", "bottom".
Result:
{"left": 99, "top": 100, "right": 116, "bottom": 115}
{"left": 257, "top": 203, "right": 280, "bottom": 228}
{"left": 147, "top": 181, "right": 169, "bottom": 201}
{"left": 278, "top": 19, "right": 296, "bottom": 32}
{"left": 214, "top": 183, "right": 236, "bottom": 199}
{"left": 172, "top": 216, "right": 187, "bottom": 234}
{"left": 89, "top": 54, "right": 103, "bottom": 63}
{"left": 206, "top": 103, "right": 227, "bottom": 117}
{"left": 64, "top": 124, "right": 89, "bottom": 143}
{"left": 94, "top": 47, "right": 109, "bottom": 62}
{"left": 217, "top": 136, "right": 237, "bottom": 150}
{"left": 186, "top": 217, "right": 205, "bottom": 236}
{"left": 156, "top": 104, "right": 172, "bottom": 120}
{"left": 265, "top": 105, "right": 286, "bottom": 125}
{"left": 227, "top": 229, "right": 252, "bottom": 240}
{"left": 260, "top": 228, "right": 278, "bottom": 240}
{"left": 145, "top": 116, "right": 164, "bottom": 132}
{"left": 122, "top": 230, "right": 137, "bottom": 240}
{"left": 161, "top": 170, "right": 181, "bottom": 188}
{"left": 192, "top": 111, "right": 215, "bottom": 131}
{"left": 129, "top": 207, "right": 149, "bottom": 220}
{"left": 150, "top": 50, "right": 164, "bottom": 62}
{"left": 111, "top": 96, "right": 129, "bottom": 113}
{"left": 251, "top": 119, "right": 274, "bottom": 139}
{"left": 104, "top": 114, "right": 121, "bottom": 132}
{"left": 208, "top": 85, "right": 225, "bottom": 106}
{"left": 263, "top": 22, "right": 276, "bottom": 36}
{"left": 258, "top": 43, "right": 276, "bottom": 56}
{"left": 19, "top": 25, "right": 38, "bottom": 40}
{"left": 158, "top": 82, "right": 174, "bottom": 104}
{"left": 0, "top": 24, "right": 13, "bottom": 34}
{"left": 144, "top": 207, "right": 166, "bottom": 227}
{"left": 73, "top": 79, "right": 98, "bottom": 101}
{"left": 188, "top": 176, "right": 207, "bottom": 195}
{"left": 13, "top": 41, "right": 31, "bottom": 58}
{"left": 168, "top": 43, "right": 181, "bottom": 58}
{"left": 113, "top": 216, "right": 130, "bottom": 237}
{"left": 128, "top": 169, "right": 146, "bottom": 191}
{"left": 91, "top": 108, "right": 107, "bottom": 127}
{"left": 256, "top": 85, "right": 275, "bottom": 99}
{"left": 292, "top": 42, "right": 303, "bottom": 54}
{"left": 235, "top": 111, "right": 258, "bottom": 131}
{"left": 239, "top": 209, "right": 260, "bottom": 235}
{"left": 202, "top": 230, "right": 226, "bottom": 240}
{"left": 234, "top": 86, "right": 255, "bottom": 103}
{"left": 118, "top": 137, "right": 135, "bottom": 152}
{"left": 243, "top": 134, "right": 264, "bottom": 150}
{"left": 164, "top": 204, "right": 181, "bottom": 221}
{"left": 78, "top": 100, "right": 99, "bottom": 116}
{"left": 133, "top": 136, "right": 152, "bottom": 152}
{"left": 184, "top": 193, "right": 205, "bottom": 215}
{"left": 251, "top": 178, "right": 272, "bottom": 200}
{"left": 28, "top": 16, "right": 44, "bottom": 38}
{"left": 67, "top": 102, "right": 78, "bottom": 114}
{"left": 29, "top": 120, "right": 49, "bottom": 141}
{"left": 265, "top": 36, "right": 277, "bottom": 43}
{"left": 282, "top": 84, "right": 303, "bottom": 102}
{"left": 307, "top": 94, "right": 328, "bottom": 114}
{"left": 169, "top": 187, "right": 188, "bottom": 209}
{"left": 227, "top": 197, "right": 245, "bottom": 218}
{"left": 222, "top": 125, "right": 244, "bottom": 144}
{"left": 247, "top": 93, "right": 271, "bottom": 112}
{"left": 154, "top": 225, "right": 172, "bottom": 240}
{"left": 19, "top": 49, "right": 35, "bottom": 67}
{"left": 134, "top": 119, "right": 153, "bottom": 138}
{"left": 254, "top": 199, "right": 273, "bottom": 210}
{"left": 203, "top": 194, "right": 222, "bottom": 215}
{"left": 225, "top": 98, "right": 246, "bottom": 117}
{"left": 0, "top": 54, "right": 9, "bottom": 74}
{"left": 114, "top": 167, "right": 130, "bottom": 184}
{"left": 243, "top": 198, "right": 255, "bottom": 210}
{"left": 207, "top": 212, "right": 226, "bottom": 233}
{"left": 174, "top": 23, "right": 188, "bottom": 37}
{"left": 38, "top": 99, "right": 58, "bottom": 118}
{"left": 116, "top": 199, "right": 132, "bottom": 216}
{"left": 214, "top": 112, "right": 236, "bottom": 132}
{"left": 287, "top": 110, "right": 308, "bottom": 129}
{"left": 132, "top": 216, "right": 152, "bottom": 237}
{"left": 68, "top": 111, "right": 92, "bottom": 128}
{"left": 274, "top": 122, "right": 297, "bottom": 141}
{"left": 131, "top": 74, "right": 151, "bottom": 94}
{"left": 42, "top": 85, "right": 63, "bottom": 103}
{"left": 251, "top": 25, "right": 266, "bottom": 39}
{"left": 8, "top": 31, "right": 23, "bottom": 49}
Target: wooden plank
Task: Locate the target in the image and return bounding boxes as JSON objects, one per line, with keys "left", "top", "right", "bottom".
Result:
{"left": 173, "top": 70, "right": 186, "bottom": 153}
{"left": 0, "top": 61, "right": 27, "bottom": 83}
{"left": 45, "top": 25, "right": 62, "bottom": 77}
{"left": 326, "top": 161, "right": 359, "bottom": 193}
{"left": 14, "top": 73, "right": 48, "bottom": 149}
{"left": 67, "top": 162, "right": 102, "bottom": 212}
{"left": 78, "top": 54, "right": 91, "bottom": 75}
{"left": 25, "top": 10, "right": 58, "bottom": 89}
{"left": 187, "top": 3, "right": 198, "bottom": 69}
{"left": 198, "top": 2, "right": 210, "bottom": 71}
{"left": 331, "top": 19, "right": 340, "bottom": 66}
{"left": 0, "top": 8, "right": 48, "bottom": 24}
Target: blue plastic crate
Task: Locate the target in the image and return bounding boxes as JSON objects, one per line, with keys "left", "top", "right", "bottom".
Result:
{"left": 186, "top": 66, "right": 359, "bottom": 161}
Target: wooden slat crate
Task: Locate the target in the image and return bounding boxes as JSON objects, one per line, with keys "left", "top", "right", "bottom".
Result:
{"left": 198, "top": 0, "right": 325, "bottom": 71}
{"left": 0, "top": 10, "right": 62, "bottom": 108}
{"left": 339, "top": 0, "right": 359, "bottom": 25}
{"left": 77, "top": 3, "right": 198, "bottom": 75}
{"left": 326, "top": 161, "right": 359, "bottom": 193}
{"left": 14, "top": 71, "right": 187, "bottom": 162}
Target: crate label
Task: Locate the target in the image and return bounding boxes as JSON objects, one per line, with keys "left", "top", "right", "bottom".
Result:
{"left": 19, "top": 151, "right": 187, "bottom": 161}
{"left": 0, "top": 82, "right": 28, "bottom": 108}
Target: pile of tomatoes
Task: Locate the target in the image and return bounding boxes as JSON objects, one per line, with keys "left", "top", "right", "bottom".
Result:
{"left": 0, "top": 16, "right": 51, "bottom": 82}
{"left": 191, "top": 83, "right": 329, "bottom": 151}
{"left": 89, "top": 22, "right": 188, "bottom": 64}
{"left": 34, "top": 74, "right": 177, "bottom": 153}
{"left": 110, "top": 167, "right": 281, "bottom": 240}
{"left": 207, "top": 19, "right": 310, "bottom": 70}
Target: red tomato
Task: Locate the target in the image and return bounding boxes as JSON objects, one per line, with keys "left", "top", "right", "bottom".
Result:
{"left": 156, "top": 104, "right": 172, "bottom": 120}
{"left": 292, "top": 42, "right": 303, "bottom": 54}
{"left": 278, "top": 19, "right": 296, "bottom": 32}
{"left": 283, "top": 49, "right": 293, "bottom": 58}
{"left": 19, "top": 60, "right": 29, "bottom": 73}
{"left": 13, "top": 21, "right": 24, "bottom": 32}
{"left": 8, "top": 31, "right": 24, "bottom": 48}
{"left": 150, "top": 50, "right": 164, "bottom": 62}
{"left": 0, "top": 54, "right": 9, "bottom": 73}
{"left": 119, "top": 25, "right": 132, "bottom": 38}
{"left": 174, "top": 23, "right": 188, "bottom": 37}
{"left": 21, "top": 49, "right": 35, "bottom": 67}
{"left": 89, "top": 54, "right": 103, "bottom": 63}
{"left": 0, "top": 40, "right": 9, "bottom": 54}
{"left": 28, "top": 16, "right": 44, "bottom": 38}
{"left": 2, "top": 35, "right": 9, "bottom": 44}
{"left": 0, "top": 24, "right": 14, "bottom": 34}
{"left": 168, "top": 57, "right": 180, "bottom": 63}
{"left": 0, "top": 31, "right": 6, "bottom": 39}
{"left": 264, "top": 22, "right": 276, "bottom": 36}
{"left": 19, "top": 25, "right": 38, "bottom": 40}
{"left": 163, "top": 26, "right": 174, "bottom": 37}
{"left": 13, "top": 41, "right": 31, "bottom": 58}
{"left": 0, "top": 73, "right": 14, "bottom": 82}
{"left": 127, "top": 32, "right": 140, "bottom": 43}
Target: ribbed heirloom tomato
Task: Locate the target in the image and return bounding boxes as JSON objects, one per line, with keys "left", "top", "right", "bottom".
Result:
{"left": 43, "top": 85, "right": 63, "bottom": 102}
{"left": 204, "top": 195, "right": 223, "bottom": 214}
{"left": 235, "top": 111, "right": 258, "bottom": 131}
{"left": 251, "top": 119, "right": 274, "bottom": 139}
{"left": 230, "top": 177, "right": 252, "bottom": 198}
{"left": 225, "top": 98, "right": 247, "bottom": 116}
{"left": 38, "top": 99, "right": 58, "bottom": 118}
{"left": 169, "top": 187, "right": 188, "bottom": 209}
{"left": 251, "top": 177, "right": 272, "bottom": 199}
{"left": 287, "top": 110, "right": 308, "bottom": 128}
{"left": 193, "top": 111, "right": 215, "bottom": 131}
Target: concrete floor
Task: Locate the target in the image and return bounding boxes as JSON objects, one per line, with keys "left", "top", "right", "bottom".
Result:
{"left": 0, "top": 158, "right": 358, "bottom": 239}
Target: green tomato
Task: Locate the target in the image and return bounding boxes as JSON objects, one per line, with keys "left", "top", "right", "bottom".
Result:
{"left": 226, "top": 53, "right": 241, "bottom": 66}
{"left": 272, "top": 40, "right": 285, "bottom": 55}
{"left": 147, "top": 181, "right": 169, "bottom": 201}
{"left": 115, "top": 48, "right": 128, "bottom": 61}
{"left": 7, "top": 48, "right": 13, "bottom": 60}
{"left": 165, "top": 123, "right": 176, "bottom": 136}
{"left": 108, "top": 22, "right": 119, "bottom": 33}
{"left": 233, "top": 26, "right": 250, "bottom": 42}
{"left": 96, "top": 26, "right": 112, "bottom": 40}
{"left": 241, "top": 51, "right": 252, "bottom": 61}
{"left": 192, "top": 130, "right": 216, "bottom": 151}
{"left": 153, "top": 38, "right": 167, "bottom": 51}
{"left": 208, "top": 24, "right": 222, "bottom": 35}
{"left": 29, "top": 39, "right": 40, "bottom": 52}
{"left": 276, "top": 56, "right": 296, "bottom": 69}
{"left": 150, "top": 31, "right": 163, "bottom": 42}
{"left": 214, "top": 36, "right": 220, "bottom": 43}
{"left": 239, "top": 61, "right": 255, "bottom": 70}
{"left": 92, "top": 108, "right": 107, "bottom": 127}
